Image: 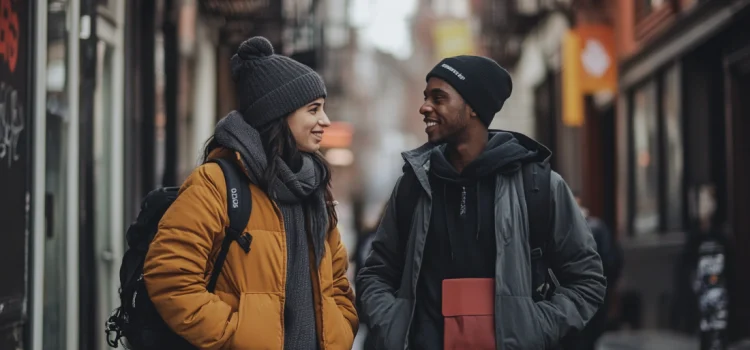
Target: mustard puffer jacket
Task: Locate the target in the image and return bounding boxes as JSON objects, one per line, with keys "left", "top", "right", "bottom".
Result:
{"left": 143, "top": 149, "right": 358, "bottom": 350}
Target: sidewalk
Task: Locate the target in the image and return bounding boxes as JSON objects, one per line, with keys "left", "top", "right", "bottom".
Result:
{"left": 596, "top": 330, "right": 699, "bottom": 350}
{"left": 597, "top": 330, "right": 750, "bottom": 350}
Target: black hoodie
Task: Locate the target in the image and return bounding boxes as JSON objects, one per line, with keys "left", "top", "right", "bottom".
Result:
{"left": 410, "top": 131, "right": 539, "bottom": 350}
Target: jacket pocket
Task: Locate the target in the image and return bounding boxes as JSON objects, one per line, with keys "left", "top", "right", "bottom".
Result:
{"left": 229, "top": 293, "right": 284, "bottom": 350}
{"left": 320, "top": 297, "right": 355, "bottom": 350}
{"left": 497, "top": 296, "right": 546, "bottom": 350}
{"left": 444, "top": 314, "right": 495, "bottom": 350}
{"left": 442, "top": 278, "right": 495, "bottom": 350}
{"left": 380, "top": 298, "right": 411, "bottom": 350}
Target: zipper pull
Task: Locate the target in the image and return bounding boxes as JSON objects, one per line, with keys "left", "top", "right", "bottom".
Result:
{"left": 460, "top": 186, "right": 467, "bottom": 218}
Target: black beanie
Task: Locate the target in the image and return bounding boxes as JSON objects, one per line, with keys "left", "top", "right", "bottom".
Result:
{"left": 230, "top": 36, "right": 327, "bottom": 128}
{"left": 425, "top": 55, "right": 512, "bottom": 126}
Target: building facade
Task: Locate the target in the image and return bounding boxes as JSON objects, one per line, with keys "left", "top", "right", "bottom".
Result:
{"left": 7, "top": 1, "right": 331, "bottom": 350}
{"left": 479, "top": 0, "right": 750, "bottom": 344}
{"left": 609, "top": 0, "right": 750, "bottom": 340}
{"left": 550, "top": 0, "right": 750, "bottom": 343}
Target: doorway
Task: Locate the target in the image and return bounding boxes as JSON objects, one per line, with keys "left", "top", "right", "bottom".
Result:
{"left": 581, "top": 97, "right": 616, "bottom": 225}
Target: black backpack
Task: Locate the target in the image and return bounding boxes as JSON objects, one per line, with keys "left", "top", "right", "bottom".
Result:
{"left": 105, "top": 158, "right": 254, "bottom": 349}
{"left": 395, "top": 160, "right": 559, "bottom": 302}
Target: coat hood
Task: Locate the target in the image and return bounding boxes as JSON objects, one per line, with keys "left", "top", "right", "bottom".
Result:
{"left": 401, "top": 130, "right": 552, "bottom": 184}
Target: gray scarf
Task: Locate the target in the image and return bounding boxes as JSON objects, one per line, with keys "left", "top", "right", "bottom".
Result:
{"left": 215, "top": 111, "right": 328, "bottom": 349}
{"left": 214, "top": 110, "right": 328, "bottom": 265}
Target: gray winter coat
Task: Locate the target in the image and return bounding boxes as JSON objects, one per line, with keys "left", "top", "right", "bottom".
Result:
{"left": 356, "top": 136, "right": 607, "bottom": 350}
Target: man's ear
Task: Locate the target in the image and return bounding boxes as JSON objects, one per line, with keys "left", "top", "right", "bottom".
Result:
{"left": 466, "top": 104, "right": 478, "bottom": 118}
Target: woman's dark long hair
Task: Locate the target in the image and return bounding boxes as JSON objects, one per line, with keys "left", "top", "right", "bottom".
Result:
{"left": 202, "top": 118, "right": 338, "bottom": 229}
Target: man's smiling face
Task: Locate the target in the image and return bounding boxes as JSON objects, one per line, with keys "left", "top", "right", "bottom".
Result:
{"left": 419, "top": 77, "right": 474, "bottom": 144}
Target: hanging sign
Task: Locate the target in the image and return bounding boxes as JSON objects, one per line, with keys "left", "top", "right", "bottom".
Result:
{"left": 562, "top": 25, "right": 618, "bottom": 127}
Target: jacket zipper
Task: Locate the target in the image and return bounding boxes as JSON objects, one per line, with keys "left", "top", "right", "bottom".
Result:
{"left": 460, "top": 186, "right": 467, "bottom": 218}
{"left": 445, "top": 185, "right": 456, "bottom": 261}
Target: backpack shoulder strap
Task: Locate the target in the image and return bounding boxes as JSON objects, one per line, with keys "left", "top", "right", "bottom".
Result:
{"left": 207, "top": 158, "right": 253, "bottom": 292}
{"left": 523, "top": 161, "right": 552, "bottom": 257}
{"left": 396, "top": 166, "right": 420, "bottom": 250}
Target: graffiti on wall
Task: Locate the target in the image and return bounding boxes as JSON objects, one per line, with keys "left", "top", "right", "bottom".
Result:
{"left": 0, "top": 0, "right": 23, "bottom": 169}
{"left": 0, "top": 0, "right": 19, "bottom": 73}
{"left": 0, "top": 83, "right": 24, "bottom": 168}
{"left": 0, "top": 0, "right": 29, "bottom": 339}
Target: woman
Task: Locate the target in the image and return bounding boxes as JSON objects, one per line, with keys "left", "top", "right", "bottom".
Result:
{"left": 143, "top": 36, "right": 358, "bottom": 350}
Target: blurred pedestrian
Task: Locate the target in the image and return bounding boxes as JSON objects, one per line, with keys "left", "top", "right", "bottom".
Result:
{"left": 352, "top": 206, "right": 388, "bottom": 350}
{"left": 572, "top": 193, "right": 624, "bottom": 350}
{"left": 356, "top": 55, "right": 606, "bottom": 349}
{"left": 142, "top": 36, "right": 358, "bottom": 349}
{"left": 352, "top": 224, "right": 377, "bottom": 349}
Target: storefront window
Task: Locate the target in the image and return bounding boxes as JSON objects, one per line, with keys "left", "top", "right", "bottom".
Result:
{"left": 632, "top": 81, "right": 660, "bottom": 235}
{"left": 663, "top": 65, "right": 684, "bottom": 230}
{"left": 629, "top": 64, "right": 686, "bottom": 236}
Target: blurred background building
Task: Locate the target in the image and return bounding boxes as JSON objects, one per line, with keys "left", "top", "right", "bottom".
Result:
{"left": 1, "top": 0, "right": 749, "bottom": 349}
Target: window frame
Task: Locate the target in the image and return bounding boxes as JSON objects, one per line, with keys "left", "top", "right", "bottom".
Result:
{"left": 629, "top": 79, "right": 661, "bottom": 236}
{"left": 627, "top": 63, "right": 686, "bottom": 236}
{"left": 660, "top": 64, "right": 685, "bottom": 230}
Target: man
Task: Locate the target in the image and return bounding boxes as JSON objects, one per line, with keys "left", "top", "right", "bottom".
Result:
{"left": 356, "top": 55, "right": 606, "bottom": 350}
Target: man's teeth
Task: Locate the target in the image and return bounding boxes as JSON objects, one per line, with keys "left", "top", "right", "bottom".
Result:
{"left": 426, "top": 122, "right": 437, "bottom": 127}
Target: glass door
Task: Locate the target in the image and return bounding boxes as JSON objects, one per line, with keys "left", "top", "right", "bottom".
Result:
{"left": 42, "top": 1, "right": 70, "bottom": 349}
{"left": 41, "top": 1, "right": 80, "bottom": 349}
{"left": 93, "top": 37, "right": 114, "bottom": 350}
{"left": 93, "top": 9, "right": 125, "bottom": 350}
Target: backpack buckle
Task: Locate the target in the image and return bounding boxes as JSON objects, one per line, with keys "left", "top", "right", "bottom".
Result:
{"left": 225, "top": 227, "right": 252, "bottom": 253}
{"left": 531, "top": 247, "right": 543, "bottom": 260}
{"left": 236, "top": 232, "right": 252, "bottom": 253}
{"left": 105, "top": 309, "right": 124, "bottom": 348}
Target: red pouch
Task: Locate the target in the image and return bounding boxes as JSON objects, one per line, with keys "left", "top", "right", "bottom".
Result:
{"left": 442, "top": 278, "right": 496, "bottom": 350}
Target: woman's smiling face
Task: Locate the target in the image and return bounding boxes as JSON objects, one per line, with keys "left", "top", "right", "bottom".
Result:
{"left": 287, "top": 98, "right": 330, "bottom": 153}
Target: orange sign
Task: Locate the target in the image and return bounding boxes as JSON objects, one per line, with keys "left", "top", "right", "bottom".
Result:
{"left": 562, "top": 31, "right": 583, "bottom": 127}
{"left": 320, "top": 121, "right": 353, "bottom": 149}
{"left": 576, "top": 25, "right": 617, "bottom": 94}
{"left": 562, "top": 25, "right": 617, "bottom": 127}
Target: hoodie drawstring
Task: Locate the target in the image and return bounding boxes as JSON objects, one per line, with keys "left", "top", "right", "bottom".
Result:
{"left": 460, "top": 186, "right": 467, "bottom": 217}
{"left": 476, "top": 184, "right": 481, "bottom": 240}
{"left": 459, "top": 183, "right": 482, "bottom": 240}
{"left": 444, "top": 183, "right": 455, "bottom": 261}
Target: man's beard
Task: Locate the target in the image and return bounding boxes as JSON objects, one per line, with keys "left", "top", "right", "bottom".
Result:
{"left": 441, "top": 109, "right": 468, "bottom": 144}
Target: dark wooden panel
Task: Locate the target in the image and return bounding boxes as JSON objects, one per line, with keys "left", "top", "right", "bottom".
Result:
{"left": 724, "top": 41, "right": 750, "bottom": 340}
{"left": 0, "top": 324, "right": 23, "bottom": 350}
{"left": 0, "top": 0, "right": 31, "bottom": 333}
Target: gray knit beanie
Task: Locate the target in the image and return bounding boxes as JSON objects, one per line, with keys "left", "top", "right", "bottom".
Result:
{"left": 231, "top": 36, "right": 327, "bottom": 128}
